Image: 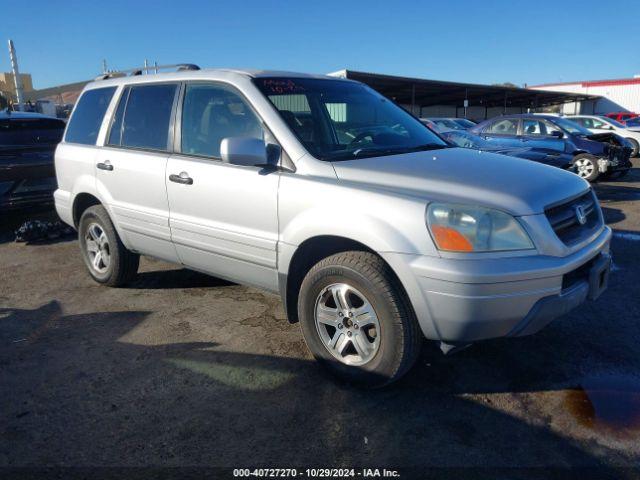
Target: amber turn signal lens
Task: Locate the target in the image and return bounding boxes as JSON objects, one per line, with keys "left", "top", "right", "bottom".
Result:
{"left": 430, "top": 225, "right": 474, "bottom": 252}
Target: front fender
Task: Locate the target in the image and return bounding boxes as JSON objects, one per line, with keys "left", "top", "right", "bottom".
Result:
{"left": 278, "top": 174, "right": 438, "bottom": 256}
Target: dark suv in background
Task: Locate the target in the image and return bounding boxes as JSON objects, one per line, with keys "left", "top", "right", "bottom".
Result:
{"left": 0, "top": 111, "right": 65, "bottom": 211}
{"left": 470, "top": 114, "right": 632, "bottom": 182}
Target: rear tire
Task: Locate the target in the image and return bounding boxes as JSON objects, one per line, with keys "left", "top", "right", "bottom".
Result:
{"left": 298, "top": 251, "right": 422, "bottom": 388}
{"left": 573, "top": 153, "right": 599, "bottom": 182}
{"left": 78, "top": 205, "right": 139, "bottom": 287}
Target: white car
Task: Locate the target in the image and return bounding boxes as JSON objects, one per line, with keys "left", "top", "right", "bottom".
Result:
{"left": 567, "top": 115, "right": 640, "bottom": 157}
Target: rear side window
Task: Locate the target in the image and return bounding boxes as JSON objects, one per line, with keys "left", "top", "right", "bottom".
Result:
{"left": 65, "top": 87, "right": 116, "bottom": 145}
{"left": 486, "top": 118, "right": 519, "bottom": 135}
{"left": 120, "top": 84, "right": 177, "bottom": 151}
{"left": 107, "top": 87, "right": 129, "bottom": 146}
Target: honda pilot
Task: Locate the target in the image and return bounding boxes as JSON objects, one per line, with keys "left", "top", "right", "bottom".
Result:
{"left": 54, "top": 66, "right": 612, "bottom": 386}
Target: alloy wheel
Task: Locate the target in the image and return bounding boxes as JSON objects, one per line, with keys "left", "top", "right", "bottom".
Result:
{"left": 314, "top": 283, "right": 381, "bottom": 366}
{"left": 85, "top": 223, "right": 111, "bottom": 274}
{"left": 575, "top": 158, "right": 595, "bottom": 179}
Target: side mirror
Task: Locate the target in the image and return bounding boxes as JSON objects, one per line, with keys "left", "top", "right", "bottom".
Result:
{"left": 220, "top": 137, "right": 279, "bottom": 168}
{"left": 550, "top": 130, "right": 564, "bottom": 138}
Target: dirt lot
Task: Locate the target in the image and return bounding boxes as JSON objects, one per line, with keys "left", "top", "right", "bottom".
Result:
{"left": 1, "top": 162, "right": 640, "bottom": 478}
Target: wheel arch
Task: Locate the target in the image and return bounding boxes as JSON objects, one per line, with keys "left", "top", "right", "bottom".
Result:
{"left": 72, "top": 192, "right": 102, "bottom": 228}
{"left": 281, "top": 235, "right": 411, "bottom": 325}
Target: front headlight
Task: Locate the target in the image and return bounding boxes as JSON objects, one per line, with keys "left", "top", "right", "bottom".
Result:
{"left": 426, "top": 203, "right": 534, "bottom": 252}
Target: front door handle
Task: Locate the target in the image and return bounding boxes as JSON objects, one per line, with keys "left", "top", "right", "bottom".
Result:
{"left": 169, "top": 172, "right": 193, "bottom": 185}
{"left": 97, "top": 160, "right": 113, "bottom": 171}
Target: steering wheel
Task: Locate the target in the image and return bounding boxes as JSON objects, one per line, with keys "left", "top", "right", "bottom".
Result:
{"left": 349, "top": 131, "right": 375, "bottom": 145}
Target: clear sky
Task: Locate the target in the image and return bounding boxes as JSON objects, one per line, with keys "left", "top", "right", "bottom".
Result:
{"left": 2, "top": 0, "right": 639, "bottom": 90}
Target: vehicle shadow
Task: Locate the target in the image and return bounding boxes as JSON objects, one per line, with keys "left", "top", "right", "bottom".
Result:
{"left": 594, "top": 183, "right": 640, "bottom": 202}
{"left": 1, "top": 301, "right": 635, "bottom": 478}
{"left": 128, "top": 268, "right": 235, "bottom": 290}
{"left": 600, "top": 206, "right": 626, "bottom": 226}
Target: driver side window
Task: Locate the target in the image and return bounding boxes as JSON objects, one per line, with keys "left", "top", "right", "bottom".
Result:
{"left": 180, "top": 83, "right": 264, "bottom": 158}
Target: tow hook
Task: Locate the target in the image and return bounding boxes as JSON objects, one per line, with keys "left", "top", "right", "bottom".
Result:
{"left": 440, "top": 341, "right": 472, "bottom": 355}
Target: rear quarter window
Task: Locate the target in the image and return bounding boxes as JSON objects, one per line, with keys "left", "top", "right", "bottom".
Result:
{"left": 65, "top": 87, "right": 116, "bottom": 145}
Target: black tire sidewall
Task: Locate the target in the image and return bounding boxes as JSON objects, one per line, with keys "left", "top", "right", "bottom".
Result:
{"left": 78, "top": 206, "right": 121, "bottom": 284}
{"left": 298, "top": 260, "right": 405, "bottom": 385}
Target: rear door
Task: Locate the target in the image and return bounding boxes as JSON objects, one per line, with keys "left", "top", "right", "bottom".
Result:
{"left": 96, "top": 83, "right": 180, "bottom": 262}
{"left": 166, "top": 82, "right": 280, "bottom": 291}
{"left": 480, "top": 118, "right": 522, "bottom": 148}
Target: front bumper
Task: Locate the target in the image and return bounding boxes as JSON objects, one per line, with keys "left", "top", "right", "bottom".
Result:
{"left": 598, "top": 155, "right": 632, "bottom": 173}
{"left": 383, "top": 226, "right": 612, "bottom": 343}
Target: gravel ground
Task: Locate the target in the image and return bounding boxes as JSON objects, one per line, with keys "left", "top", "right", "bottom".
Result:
{"left": 1, "top": 162, "right": 640, "bottom": 479}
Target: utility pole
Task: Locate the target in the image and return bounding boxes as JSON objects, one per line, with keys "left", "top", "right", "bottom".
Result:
{"left": 7, "top": 40, "right": 25, "bottom": 110}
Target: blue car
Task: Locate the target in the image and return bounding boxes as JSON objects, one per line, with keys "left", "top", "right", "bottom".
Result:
{"left": 470, "top": 114, "right": 632, "bottom": 181}
{"left": 440, "top": 129, "right": 574, "bottom": 171}
{"left": 624, "top": 116, "right": 640, "bottom": 129}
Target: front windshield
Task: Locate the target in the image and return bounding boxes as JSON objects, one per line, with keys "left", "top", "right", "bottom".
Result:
{"left": 551, "top": 117, "right": 593, "bottom": 136}
{"left": 254, "top": 77, "right": 447, "bottom": 160}
{"left": 599, "top": 116, "right": 626, "bottom": 128}
{"left": 433, "top": 119, "right": 464, "bottom": 130}
{"left": 454, "top": 118, "right": 476, "bottom": 128}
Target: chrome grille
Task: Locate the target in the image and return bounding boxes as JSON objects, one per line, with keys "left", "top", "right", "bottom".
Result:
{"left": 545, "top": 191, "right": 601, "bottom": 245}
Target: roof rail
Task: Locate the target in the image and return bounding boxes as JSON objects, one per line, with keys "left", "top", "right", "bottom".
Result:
{"left": 94, "top": 63, "right": 200, "bottom": 81}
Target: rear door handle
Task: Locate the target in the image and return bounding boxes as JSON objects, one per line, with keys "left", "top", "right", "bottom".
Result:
{"left": 97, "top": 160, "right": 113, "bottom": 171}
{"left": 169, "top": 172, "right": 193, "bottom": 185}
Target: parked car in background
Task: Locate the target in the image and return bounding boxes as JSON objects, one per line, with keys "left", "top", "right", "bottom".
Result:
{"left": 619, "top": 116, "right": 640, "bottom": 131}
{"left": 55, "top": 67, "right": 612, "bottom": 386}
{"left": 470, "top": 114, "right": 632, "bottom": 182}
{"left": 567, "top": 115, "right": 640, "bottom": 157}
{"left": 452, "top": 118, "right": 477, "bottom": 129}
{"left": 605, "top": 112, "right": 639, "bottom": 124}
{"left": 0, "top": 110, "right": 65, "bottom": 211}
{"left": 422, "top": 117, "right": 473, "bottom": 132}
{"left": 441, "top": 129, "right": 574, "bottom": 170}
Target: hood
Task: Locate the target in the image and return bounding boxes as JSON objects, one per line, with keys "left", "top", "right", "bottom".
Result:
{"left": 572, "top": 132, "right": 631, "bottom": 156}
{"left": 476, "top": 146, "right": 573, "bottom": 169}
{"left": 332, "top": 147, "right": 588, "bottom": 216}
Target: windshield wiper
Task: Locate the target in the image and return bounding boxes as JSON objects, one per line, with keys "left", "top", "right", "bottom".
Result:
{"left": 352, "top": 143, "right": 448, "bottom": 157}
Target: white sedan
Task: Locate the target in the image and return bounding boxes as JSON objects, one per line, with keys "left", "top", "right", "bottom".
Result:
{"left": 567, "top": 115, "right": 640, "bottom": 157}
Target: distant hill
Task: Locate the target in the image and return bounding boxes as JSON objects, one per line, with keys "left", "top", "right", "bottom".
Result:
{"left": 26, "top": 80, "right": 90, "bottom": 104}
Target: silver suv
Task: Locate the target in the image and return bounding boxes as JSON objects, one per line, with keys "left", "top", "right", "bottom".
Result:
{"left": 54, "top": 65, "right": 612, "bottom": 387}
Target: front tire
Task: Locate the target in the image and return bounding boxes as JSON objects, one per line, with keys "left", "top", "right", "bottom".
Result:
{"left": 625, "top": 138, "right": 639, "bottom": 158}
{"left": 573, "top": 153, "right": 599, "bottom": 182}
{"left": 298, "top": 251, "right": 421, "bottom": 388}
{"left": 78, "top": 205, "right": 139, "bottom": 287}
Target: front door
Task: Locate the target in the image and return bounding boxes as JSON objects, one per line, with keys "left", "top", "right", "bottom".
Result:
{"left": 520, "top": 118, "right": 566, "bottom": 154}
{"left": 166, "top": 82, "right": 280, "bottom": 291}
{"left": 96, "top": 83, "right": 180, "bottom": 262}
